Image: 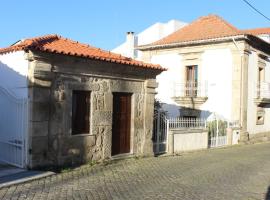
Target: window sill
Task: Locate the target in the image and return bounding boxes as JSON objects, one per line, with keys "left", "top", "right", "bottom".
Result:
{"left": 71, "top": 133, "right": 93, "bottom": 137}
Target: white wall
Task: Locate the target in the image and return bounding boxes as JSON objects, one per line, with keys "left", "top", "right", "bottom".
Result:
{"left": 112, "top": 20, "right": 187, "bottom": 59}
{"left": 172, "top": 130, "right": 208, "bottom": 152}
{"left": 151, "top": 49, "right": 233, "bottom": 120}
{"left": 247, "top": 51, "right": 270, "bottom": 134}
{"left": 151, "top": 53, "right": 182, "bottom": 105}
{"left": 200, "top": 49, "right": 233, "bottom": 120}
{"left": 0, "top": 51, "right": 28, "bottom": 98}
{"left": 258, "top": 34, "right": 270, "bottom": 43}
{"left": 136, "top": 20, "right": 186, "bottom": 46}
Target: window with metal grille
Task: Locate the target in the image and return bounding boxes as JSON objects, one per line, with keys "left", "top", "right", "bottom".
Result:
{"left": 72, "top": 90, "right": 90, "bottom": 135}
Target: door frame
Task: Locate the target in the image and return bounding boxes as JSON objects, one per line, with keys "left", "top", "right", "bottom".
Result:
{"left": 111, "top": 92, "right": 134, "bottom": 157}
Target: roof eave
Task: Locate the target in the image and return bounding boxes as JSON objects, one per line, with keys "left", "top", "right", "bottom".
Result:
{"left": 137, "top": 35, "right": 248, "bottom": 51}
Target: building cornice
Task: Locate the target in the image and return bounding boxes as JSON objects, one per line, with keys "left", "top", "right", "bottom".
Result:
{"left": 137, "top": 35, "right": 248, "bottom": 51}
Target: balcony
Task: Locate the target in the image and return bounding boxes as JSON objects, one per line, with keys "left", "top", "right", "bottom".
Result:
{"left": 172, "top": 81, "right": 208, "bottom": 109}
{"left": 254, "top": 82, "right": 270, "bottom": 105}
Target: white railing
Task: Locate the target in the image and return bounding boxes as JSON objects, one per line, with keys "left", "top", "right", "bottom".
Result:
{"left": 255, "top": 82, "right": 270, "bottom": 99}
{"left": 209, "top": 135, "right": 227, "bottom": 148}
{"left": 168, "top": 117, "right": 206, "bottom": 129}
{"left": 173, "top": 81, "right": 208, "bottom": 98}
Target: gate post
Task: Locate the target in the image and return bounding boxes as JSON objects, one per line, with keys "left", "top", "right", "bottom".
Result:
{"left": 216, "top": 117, "right": 219, "bottom": 147}
{"left": 155, "top": 111, "right": 161, "bottom": 153}
{"left": 168, "top": 131, "right": 174, "bottom": 155}
{"left": 166, "top": 119, "right": 169, "bottom": 153}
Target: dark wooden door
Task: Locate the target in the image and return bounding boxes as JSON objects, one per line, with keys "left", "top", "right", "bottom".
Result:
{"left": 112, "top": 93, "right": 132, "bottom": 156}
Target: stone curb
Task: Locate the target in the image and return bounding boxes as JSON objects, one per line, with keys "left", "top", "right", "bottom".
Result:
{"left": 0, "top": 171, "right": 55, "bottom": 189}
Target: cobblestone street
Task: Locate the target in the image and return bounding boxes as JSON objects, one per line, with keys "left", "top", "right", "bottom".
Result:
{"left": 1, "top": 143, "right": 270, "bottom": 200}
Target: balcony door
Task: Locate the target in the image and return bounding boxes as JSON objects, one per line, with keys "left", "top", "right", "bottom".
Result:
{"left": 186, "top": 65, "right": 198, "bottom": 97}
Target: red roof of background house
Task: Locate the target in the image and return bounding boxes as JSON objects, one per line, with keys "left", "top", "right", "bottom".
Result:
{"left": 0, "top": 34, "right": 165, "bottom": 71}
{"left": 243, "top": 27, "right": 270, "bottom": 36}
{"left": 149, "top": 15, "right": 270, "bottom": 47}
{"left": 152, "top": 15, "right": 242, "bottom": 46}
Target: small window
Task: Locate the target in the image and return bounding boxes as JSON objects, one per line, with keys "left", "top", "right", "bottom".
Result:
{"left": 256, "top": 107, "right": 265, "bottom": 125}
{"left": 72, "top": 90, "right": 91, "bottom": 135}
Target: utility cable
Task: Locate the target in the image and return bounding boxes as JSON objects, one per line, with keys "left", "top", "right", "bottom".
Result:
{"left": 241, "top": 0, "right": 270, "bottom": 22}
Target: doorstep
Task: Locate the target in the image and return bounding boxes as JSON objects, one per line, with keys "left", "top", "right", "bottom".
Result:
{"left": 111, "top": 153, "right": 134, "bottom": 160}
{"left": 0, "top": 164, "right": 55, "bottom": 188}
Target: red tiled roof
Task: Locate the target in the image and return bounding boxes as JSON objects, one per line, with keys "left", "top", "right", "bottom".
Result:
{"left": 0, "top": 34, "right": 165, "bottom": 71}
{"left": 243, "top": 27, "right": 270, "bottom": 35}
{"left": 152, "top": 15, "right": 242, "bottom": 46}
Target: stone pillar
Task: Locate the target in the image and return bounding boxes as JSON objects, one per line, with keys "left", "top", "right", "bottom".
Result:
{"left": 142, "top": 79, "right": 158, "bottom": 156}
{"left": 240, "top": 50, "right": 250, "bottom": 141}
{"left": 28, "top": 59, "right": 54, "bottom": 168}
{"left": 226, "top": 128, "right": 233, "bottom": 145}
{"left": 231, "top": 47, "right": 250, "bottom": 142}
{"left": 231, "top": 50, "right": 242, "bottom": 123}
{"left": 168, "top": 131, "right": 174, "bottom": 155}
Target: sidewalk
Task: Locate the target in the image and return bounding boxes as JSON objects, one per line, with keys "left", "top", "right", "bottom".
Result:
{"left": 0, "top": 162, "right": 54, "bottom": 188}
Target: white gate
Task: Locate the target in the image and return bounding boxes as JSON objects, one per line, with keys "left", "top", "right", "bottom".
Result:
{"left": 0, "top": 87, "right": 28, "bottom": 168}
{"left": 207, "top": 114, "right": 228, "bottom": 148}
{"left": 153, "top": 111, "right": 168, "bottom": 154}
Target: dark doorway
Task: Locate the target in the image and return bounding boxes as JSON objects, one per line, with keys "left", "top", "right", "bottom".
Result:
{"left": 112, "top": 93, "right": 132, "bottom": 156}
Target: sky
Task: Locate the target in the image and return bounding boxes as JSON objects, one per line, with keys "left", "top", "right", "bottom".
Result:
{"left": 0, "top": 0, "right": 270, "bottom": 51}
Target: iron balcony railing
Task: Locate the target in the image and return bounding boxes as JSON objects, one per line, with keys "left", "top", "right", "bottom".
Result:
{"left": 173, "top": 81, "right": 208, "bottom": 98}
{"left": 168, "top": 117, "right": 206, "bottom": 129}
{"left": 255, "top": 82, "right": 270, "bottom": 99}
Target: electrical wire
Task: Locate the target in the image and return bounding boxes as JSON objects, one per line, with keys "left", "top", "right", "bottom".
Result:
{"left": 241, "top": 0, "right": 270, "bottom": 22}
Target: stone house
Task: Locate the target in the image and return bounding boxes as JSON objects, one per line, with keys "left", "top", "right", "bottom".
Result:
{"left": 0, "top": 34, "right": 164, "bottom": 168}
{"left": 136, "top": 15, "right": 270, "bottom": 143}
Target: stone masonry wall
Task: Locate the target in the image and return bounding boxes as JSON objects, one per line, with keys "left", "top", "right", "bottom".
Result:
{"left": 27, "top": 51, "right": 160, "bottom": 168}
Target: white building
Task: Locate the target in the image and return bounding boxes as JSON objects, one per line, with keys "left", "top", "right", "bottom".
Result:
{"left": 112, "top": 19, "right": 187, "bottom": 60}
{"left": 115, "top": 15, "right": 270, "bottom": 142}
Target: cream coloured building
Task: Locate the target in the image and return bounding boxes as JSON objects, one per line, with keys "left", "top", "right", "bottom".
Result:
{"left": 118, "top": 15, "right": 270, "bottom": 142}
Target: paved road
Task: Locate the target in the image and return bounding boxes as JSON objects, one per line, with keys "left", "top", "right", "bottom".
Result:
{"left": 1, "top": 143, "right": 270, "bottom": 200}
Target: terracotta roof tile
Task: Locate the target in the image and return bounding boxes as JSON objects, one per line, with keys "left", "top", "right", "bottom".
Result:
{"left": 243, "top": 27, "right": 270, "bottom": 35}
{"left": 152, "top": 15, "right": 242, "bottom": 46}
{"left": 0, "top": 34, "right": 164, "bottom": 71}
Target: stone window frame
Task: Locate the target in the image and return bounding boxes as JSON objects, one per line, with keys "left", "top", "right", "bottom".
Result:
{"left": 181, "top": 52, "right": 203, "bottom": 90}
{"left": 65, "top": 82, "right": 96, "bottom": 137}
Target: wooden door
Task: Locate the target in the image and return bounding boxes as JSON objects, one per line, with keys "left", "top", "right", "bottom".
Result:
{"left": 112, "top": 93, "right": 132, "bottom": 156}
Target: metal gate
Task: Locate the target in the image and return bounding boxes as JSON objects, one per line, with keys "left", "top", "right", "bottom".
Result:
{"left": 153, "top": 111, "right": 168, "bottom": 154}
{"left": 0, "top": 87, "right": 28, "bottom": 168}
{"left": 207, "top": 114, "right": 228, "bottom": 148}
